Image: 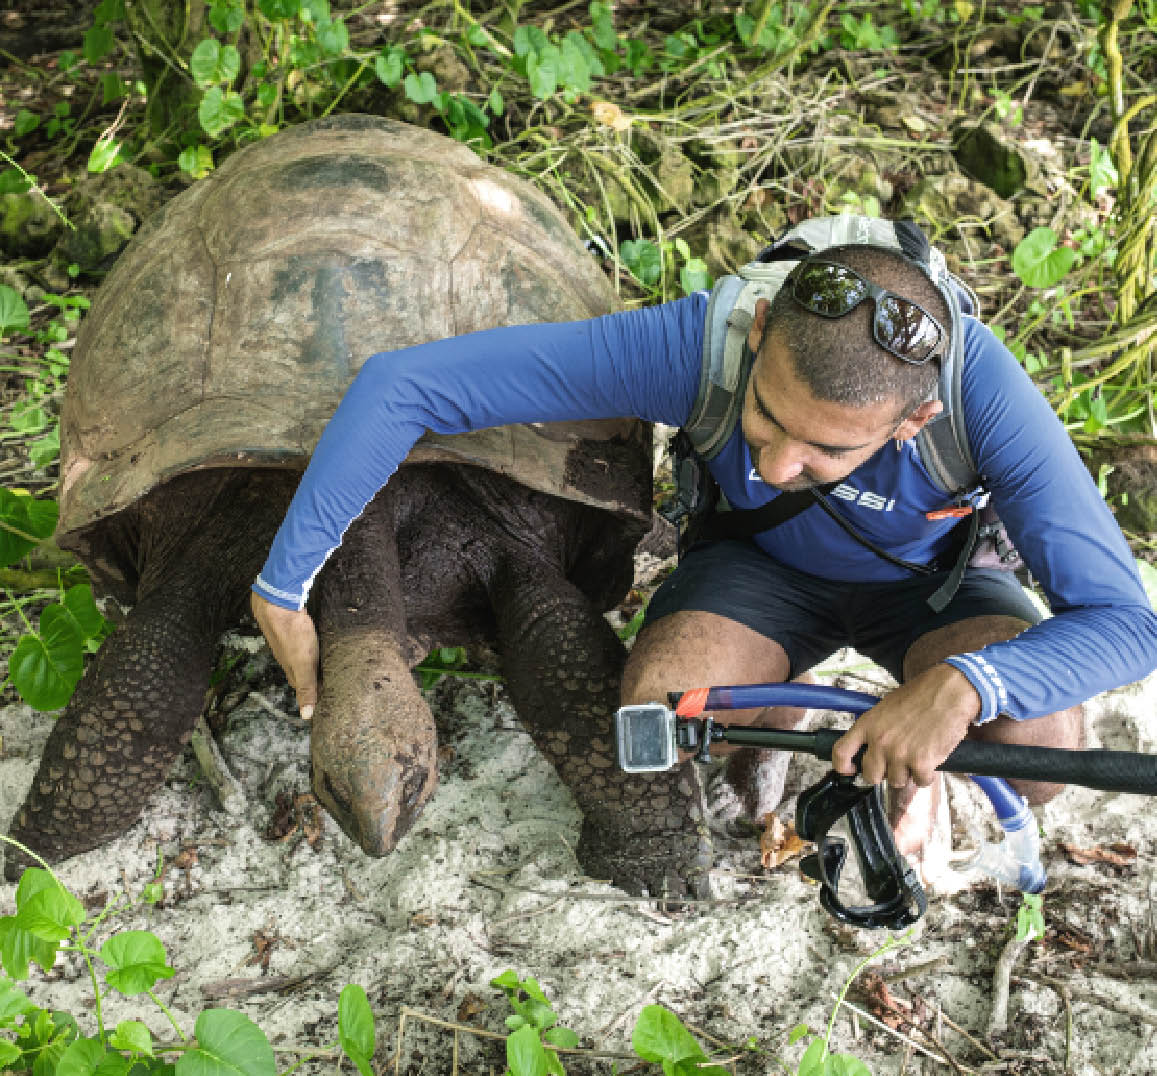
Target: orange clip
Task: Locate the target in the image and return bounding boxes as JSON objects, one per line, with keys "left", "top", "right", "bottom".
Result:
{"left": 925, "top": 506, "right": 974, "bottom": 520}
{"left": 675, "top": 687, "right": 711, "bottom": 718}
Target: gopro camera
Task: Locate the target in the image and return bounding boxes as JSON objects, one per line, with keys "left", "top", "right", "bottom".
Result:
{"left": 615, "top": 704, "right": 678, "bottom": 772}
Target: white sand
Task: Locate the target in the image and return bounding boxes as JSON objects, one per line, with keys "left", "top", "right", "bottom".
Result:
{"left": 3, "top": 632, "right": 1156, "bottom": 1075}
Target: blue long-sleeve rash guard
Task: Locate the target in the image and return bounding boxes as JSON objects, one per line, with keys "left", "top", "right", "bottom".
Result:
{"left": 254, "top": 293, "right": 1157, "bottom": 724}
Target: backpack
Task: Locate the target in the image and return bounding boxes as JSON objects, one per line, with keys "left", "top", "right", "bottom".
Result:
{"left": 664, "top": 214, "right": 1009, "bottom": 613}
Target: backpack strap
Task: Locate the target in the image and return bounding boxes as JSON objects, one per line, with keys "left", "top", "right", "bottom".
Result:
{"left": 912, "top": 245, "right": 980, "bottom": 498}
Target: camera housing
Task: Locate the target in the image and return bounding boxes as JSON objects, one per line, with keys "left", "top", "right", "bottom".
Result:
{"left": 614, "top": 704, "right": 678, "bottom": 772}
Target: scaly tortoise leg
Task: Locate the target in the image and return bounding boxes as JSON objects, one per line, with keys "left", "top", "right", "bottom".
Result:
{"left": 488, "top": 557, "right": 714, "bottom": 900}
{"left": 5, "top": 472, "right": 293, "bottom": 880}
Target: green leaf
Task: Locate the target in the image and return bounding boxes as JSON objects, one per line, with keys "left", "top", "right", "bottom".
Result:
{"left": 0, "top": 1039, "right": 22, "bottom": 1066}
{"left": 178, "top": 146, "right": 214, "bottom": 179}
{"left": 679, "top": 257, "right": 713, "bottom": 295}
{"left": 87, "top": 138, "right": 123, "bottom": 174}
{"left": 0, "top": 169, "right": 32, "bottom": 195}
{"left": 542, "top": 1026, "right": 579, "bottom": 1049}
{"left": 527, "top": 48, "right": 559, "bottom": 98}
{"left": 83, "top": 25, "right": 115, "bottom": 63}
{"left": 403, "top": 71, "right": 438, "bottom": 104}
{"left": 0, "top": 915, "right": 61, "bottom": 979}
{"left": 9, "top": 604, "right": 85, "bottom": 711}
{"left": 589, "top": 1, "right": 618, "bottom": 50}
{"left": 10, "top": 401, "right": 47, "bottom": 434}
{"left": 110, "top": 1021, "right": 153, "bottom": 1057}
{"left": 632, "top": 1005, "right": 707, "bottom": 1067}
{"left": 487, "top": 87, "right": 504, "bottom": 115}
{"left": 1011, "top": 227, "right": 1077, "bottom": 289}
{"left": 62, "top": 585, "right": 111, "bottom": 643}
{"left": 1088, "top": 138, "right": 1118, "bottom": 198}
{"left": 317, "top": 18, "right": 349, "bottom": 55}
{"left": 827, "top": 1053, "right": 873, "bottom": 1076}
{"left": 374, "top": 47, "right": 405, "bottom": 88}
{"left": 209, "top": 0, "right": 245, "bottom": 34}
{"left": 190, "top": 40, "right": 240, "bottom": 87}
{"left": 0, "top": 489, "right": 57, "bottom": 567}
{"left": 619, "top": 239, "right": 661, "bottom": 286}
{"left": 175, "top": 1010, "right": 275, "bottom": 1076}
{"left": 257, "top": 0, "right": 300, "bottom": 18}
{"left": 56, "top": 1036, "right": 107, "bottom": 1076}
{"left": 0, "top": 286, "right": 30, "bottom": 337}
{"left": 798, "top": 1036, "right": 828, "bottom": 1076}
{"left": 506, "top": 1024, "right": 548, "bottom": 1076}
{"left": 198, "top": 88, "right": 245, "bottom": 138}
{"left": 337, "top": 985, "right": 374, "bottom": 1076}
{"left": 513, "top": 25, "right": 549, "bottom": 58}
{"left": 522, "top": 999, "right": 556, "bottom": 1031}
{"left": 100, "top": 933, "right": 176, "bottom": 995}
{"left": 558, "top": 35, "right": 592, "bottom": 92}
{"left": 15, "top": 110, "right": 40, "bottom": 137}
{"left": 94, "top": 1050, "right": 134, "bottom": 1076}
{"left": 0, "top": 978, "right": 35, "bottom": 1027}
{"left": 787, "top": 1023, "right": 811, "bottom": 1046}
{"left": 12, "top": 875, "right": 86, "bottom": 943}
{"left": 490, "top": 969, "right": 521, "bottom": 993}
{"left": 93, "top": 0, "right": 125, "bottom": 23}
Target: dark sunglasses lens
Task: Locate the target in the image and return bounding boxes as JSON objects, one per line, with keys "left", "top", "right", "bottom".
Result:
{"left": 877, "top": 296, "right": 940, "bottom": 362}
{"left": 796, "top": 263, "right": 868, "bottom": 315}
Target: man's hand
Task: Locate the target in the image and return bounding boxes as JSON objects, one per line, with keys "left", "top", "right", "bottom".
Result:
{"left": 250, "top": 592, "right": 320, "bottom": 720}
{"left": 831, "top": 663, "right": 982, "bottom": 788}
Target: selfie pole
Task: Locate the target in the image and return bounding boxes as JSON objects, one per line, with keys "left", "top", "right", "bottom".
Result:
{"left": 669, "top": 682, "right": 1157, "bottom": 795}
{"left": 615, "top": 682, "right": 1157, "bottom": 929}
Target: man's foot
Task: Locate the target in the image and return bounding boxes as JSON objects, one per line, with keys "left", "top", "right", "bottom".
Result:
{"left": 887, "top": 776, "right": 966, "bottom": 894}
{"left": 705, "top": 748, "right": 791, "bottom": 827}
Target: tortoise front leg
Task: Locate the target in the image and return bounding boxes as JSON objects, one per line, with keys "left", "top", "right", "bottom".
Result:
{"left": 5, "top": 590, "right": 220, "bottom": 878}
{"left": 310, "top": 490, "right": 438, "bottom": 856}
{"left": 4, "top": 471, "right": 297, "bottom": 880}
{"left": 488, "top": 558, "right": 714, "bottom": 900}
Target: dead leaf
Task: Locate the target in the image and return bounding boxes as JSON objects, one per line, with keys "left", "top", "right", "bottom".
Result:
{"left": 172, "top": 847, "right": 199, "bottom": 871}
{"left": 457, "top": 992, "right": 485, "bottom": 1022}
{"left": 1059, "top": 841, "right": 1137, "bottom": 868}
{"left": 760, "top": 814, "right": 808, "bottom": 869}
{"left": 853, "top": 971, "right": 909, "bottom": 1031}
{"left": 1052, "top": 926, "right": 1093, "bottom": 954}
{"left": 248, "top": 929, "right": 276, "bottom": 971}
{"left": 591, "top": 101, "right": 631, "bottom": 131}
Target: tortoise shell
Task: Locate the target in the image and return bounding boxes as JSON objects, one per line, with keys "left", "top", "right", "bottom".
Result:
{"left": 58, "top": 115, "right": 651, "bottom": 588}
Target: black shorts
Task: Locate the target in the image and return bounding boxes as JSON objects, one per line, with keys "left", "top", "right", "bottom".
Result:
{"left": 643, "top": 540, "right": 1043, "bottom": 682}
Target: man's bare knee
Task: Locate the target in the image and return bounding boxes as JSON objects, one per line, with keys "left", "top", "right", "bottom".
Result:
{"left": 622, "top": 610, "right": 791, "bottom": 706}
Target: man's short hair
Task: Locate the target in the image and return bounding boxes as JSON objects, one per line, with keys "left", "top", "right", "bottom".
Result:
{"left": 763, "top": 244, "right": 950, "bottom": 419}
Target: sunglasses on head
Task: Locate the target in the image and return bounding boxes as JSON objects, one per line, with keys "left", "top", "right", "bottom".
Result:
{"left": 786, "top": 258, "right": 946, "bottom": 365}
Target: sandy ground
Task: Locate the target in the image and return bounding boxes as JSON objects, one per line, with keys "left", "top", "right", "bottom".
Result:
{"left": 3, "top": 609, "right": 1157, "bottom": 1075}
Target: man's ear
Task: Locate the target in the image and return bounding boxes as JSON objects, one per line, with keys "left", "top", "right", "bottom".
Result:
{"left": 746, "top": 298, "right": 771, "bottom": 355}
{"left": 894, "top": 398, "right": 944, "bottom": 441}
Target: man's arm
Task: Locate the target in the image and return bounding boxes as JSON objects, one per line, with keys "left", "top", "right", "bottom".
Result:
{"left": 833, "top": 318, "right": 1157, "bottom": 786}
{"left": 251, "top": 296, "right": 707, "bottom": 712}
{"left": 940, "top": 318, "right": 1157, "bottom": 723}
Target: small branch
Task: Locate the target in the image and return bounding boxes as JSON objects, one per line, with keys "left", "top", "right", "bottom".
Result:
{"left": 987, "top": 934, "right": 1030, "bottom": 1038}
{"left": 189, "top": 714, "right": 246, "bottom": 816}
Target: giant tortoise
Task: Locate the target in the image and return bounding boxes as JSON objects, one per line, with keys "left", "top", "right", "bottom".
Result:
{"left": 5, "top": 115, "right": 712, "bottom": 896}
